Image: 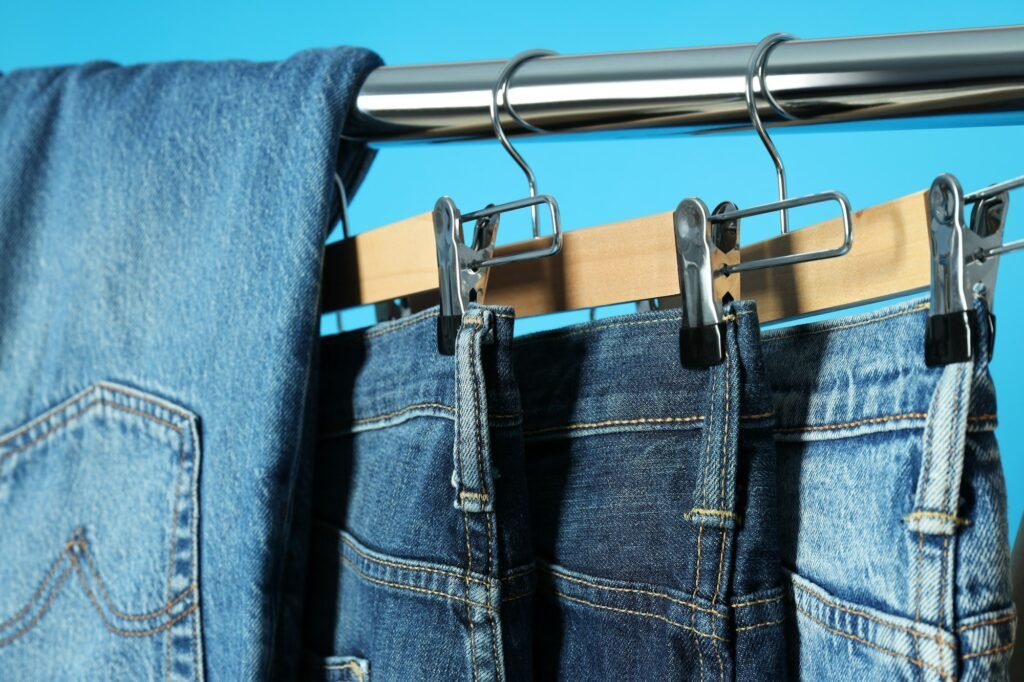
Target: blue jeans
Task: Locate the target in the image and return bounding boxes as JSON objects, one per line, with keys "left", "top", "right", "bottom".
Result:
{"left": 763, "top": 295, "right": 1016, "bottom": 680}
{"left": 306, "top": 301, "right": 787, "bottom": 680}
{"left": 0, "top": 47, "right": 381, "bottom": 680}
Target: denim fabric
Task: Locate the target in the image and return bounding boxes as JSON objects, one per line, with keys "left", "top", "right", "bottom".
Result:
{"left": 308, "top": 307, "right": 534, "bottom": 681}
{"left": 0, "top": 47, "right": 381, "bottom": 681}
{"left": 763, "top": 294, "right": 1016, "bottom": 681}
{"left": 514, "top": 299, "right": 786, "bottom": 681}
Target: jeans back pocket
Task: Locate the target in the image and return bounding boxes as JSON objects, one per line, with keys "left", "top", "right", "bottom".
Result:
{"left": 0, "top": 381, "right": 203, "bottom": 681}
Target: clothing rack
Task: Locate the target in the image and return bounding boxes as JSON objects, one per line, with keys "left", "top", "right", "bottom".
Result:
{"left": 346, "top": 25, "right": 1024, "bottom": 145}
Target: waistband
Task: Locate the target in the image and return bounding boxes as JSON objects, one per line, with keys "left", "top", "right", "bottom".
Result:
{"left": 760, "top": 296, "right": 998, "bottom": 438}
{"left": 319, "top": 306, "right": 521, "bottom": 435}
{"left": 510, "top": 299, "right": 774, "bottom": 437}
{"left": 319, "top": 301, "right": 776, "bottom": 437}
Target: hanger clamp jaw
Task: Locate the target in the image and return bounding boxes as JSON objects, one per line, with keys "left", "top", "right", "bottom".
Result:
{"left": 674, "top": 199, "right": 741, "bottom": 368}
{"left": 925, "top": 173, "right": 1020, "bottom": 366}
{"left": 433, "top": 195, "right": 562, "bottom": 355}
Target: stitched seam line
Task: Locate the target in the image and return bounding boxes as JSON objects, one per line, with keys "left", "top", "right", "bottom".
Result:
{"left": 1, "top": 399, "right": 183, "bottom": 466}
{"left": 79, "top": 542, "right": 195, "bottom": 620}
{"left": 544, "top": 566, "right": 726, "bottom": 619}
{"left": 337, "top": 533, "right": 492, "bottom": 587}
{"left": 733, "top": 595, "right": 784, "bottom": 609}
{"left": 554, "top": 591, "right": 726, "bottom": 642}
{"left": 73, "top": 556, "right": 197, "bottom": 637}
{"left": 793, "top": 581, "right": 955, "bottom": 651}
{"left": 774, "top": 413, "right": 996, "bottom": 434}
{"left": 794, "top": 602, "right": 951, "bottom": 681}
{"left": 325, "top": 661, "right": 365, "bottom": 682}
{"left": 764, "top": 302, "right": 930, "bottom": 342}
{"left": 0, "top": 383, "right": 190, "bottom": 449}
{"left": 0, "top": 563, "right": 74, "bottom": 648}
{"left": 735, "top": 617, "right": 786, "bottom": 632}
{"left": 961, "top": 642, "right": 1015, "bottom": 660}
{"left": 903, "top": 511, "right": 972, "bottom": 526}
{"left": 0, "top": 550, "right": 66, "bottom": 629}
{"left": 955, "top": 613, "right": 1016, "bottom": 631}
{"left": 711, "top": 349, "right": 731, "bottom": 608}
{"left": 524, "top": 415, "right": 704, "bottom": 437}
{"left": 352, "top": 403, "right": 454, "bottom": 426}
{"left": 340, "top": 555, "right": 492, "bottom": 610}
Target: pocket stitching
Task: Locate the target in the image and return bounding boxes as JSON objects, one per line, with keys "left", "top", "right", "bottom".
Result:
{"left": 0, "top": 382, "right": 201, "bottom": 677}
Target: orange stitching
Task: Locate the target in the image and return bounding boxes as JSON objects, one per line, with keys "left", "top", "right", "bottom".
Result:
{"left": 740, "top": 411, "right": 775, "bottom": 421}
{"left": 775, "top": 413, "right": 996, "bottom": 434}
{"left": 733, "top": 595, "right": 783, "bottom": 609}
{"left": 711, "top": 350, "right": 731, "bottom": 607}
{"left": 543, "top": 565, "right": 726, "bottom": 619}
{"left": 459, "top": 491, "right": 490, "bottom": 501}
{"left": 553, "top": 591, "right": 727, "bottom": 642}
{"left": 687, "top": 509, "right": 740, "bottom": 520}
{"left": 72, "top": 558, "right": 197, "bottom": 637}
{"left": 524, "top": 415, "right": 704, "bottom": 437}
{"left": 903, "top": 511, "right": 971, "bottom": 526}
{"left": 794, "top": 602, "right": 951, "bottom": 681}
{"left": 961, "top": 641, "right": 1015, "bottom": 660}
{"left": 955, "top": 613, "right": 1016, "bottom": 632}
{"left": 711, "top": 529, "right": 727, "bottom": 608}
{"left": 793, "top": 581, "right": 955, "bottom": 651}
{"left": 692, "top": 525, "right": 704, "bottom": 601}
{"left": 0, "top": 550, "right": 67, "bottom": 629}
{"left": 0, "top": 563, "right": 75, "bottom": 648}
{"left": 78, "top": 543, "right": 195, "bottom": 620}
{"left": 454, "top": 327, "right": 480, "bottom": 682}
{"left": 764, "top": 303, "right": 930, "bottom": 342}
{"left": 336, "top": 532, "right": 491, "bottom": 587}
{"left": 340, "top": 556, "right": 492, "bottom": 611}
{"left": 735, "top": 618, "right": 785, "bottom": 632}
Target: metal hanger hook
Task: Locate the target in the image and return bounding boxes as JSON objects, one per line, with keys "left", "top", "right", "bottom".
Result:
{"left": 745, "top": 33, "right": 797, "bottom": 234}
{"left": 490, "top": 49, "right": 558, "bottom": 238}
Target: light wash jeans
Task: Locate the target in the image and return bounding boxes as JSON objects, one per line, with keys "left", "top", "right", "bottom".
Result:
{"left": 0, "top": 47, "right": 381, "bottom": 681}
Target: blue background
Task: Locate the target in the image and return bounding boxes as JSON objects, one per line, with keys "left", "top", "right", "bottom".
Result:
{"left": 1, "top": 1, "right": 1021, "bottom": 543}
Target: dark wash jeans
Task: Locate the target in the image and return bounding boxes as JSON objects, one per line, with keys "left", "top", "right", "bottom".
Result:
{"left": 306, "top": 301, "right": 787, "bottom": 680}
{"left": 763, "top": 294, "right": 1016, "bottom": 681}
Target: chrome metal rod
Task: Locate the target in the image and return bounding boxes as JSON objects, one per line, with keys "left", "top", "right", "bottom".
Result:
{"left": 347, "top": 26, "right": 1024, "bottom": 145}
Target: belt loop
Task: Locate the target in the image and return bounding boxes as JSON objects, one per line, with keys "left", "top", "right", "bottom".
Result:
{"left": 906, "top": 360, "right": 973, "bottom": 536}
{"left": 452, "top": 307, "right": 496, "bottom": 513}
{"left": 686, "top": 307, "right": 743, "bottom": 530}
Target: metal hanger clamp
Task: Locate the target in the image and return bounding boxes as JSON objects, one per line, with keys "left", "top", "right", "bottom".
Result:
{"left": 433, "top": 50, "right": 564, "bottom": 354}
{"left": 674, "top": 34, "right": 854, "bottom": 369}
{"left": 925, "top": 173, "right": 1023, "bottom": 366}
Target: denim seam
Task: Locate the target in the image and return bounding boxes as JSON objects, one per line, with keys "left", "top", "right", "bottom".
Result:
{"left": 955, "top": 613, "right": 1016, "bottom": 632}
{"left": 339, "top": 555, "right": 492, "bottom": 610}
{"left": 793, "top": 601, "right": 952, "bottom": 681}
{"left": 732, "top": 595, "right": 783, "bottom": 609}
{"left": 0, "top": 546, "right": 68, "bottom": 630}
{"left": 335, "top": 531, "right": 492, "bottom": 587}
{"left": 468, "top": 322, "right": 503, "bottom": 682}
{"left": 903, "top": 511, "right": 971, "bottom": 527}
{"left": 0, "top": 561, "right": 75, "bottom": 648}
{"left": 454, "top": 353, "right": 480, "bottom": 682}
{"left": 793, "top": 581, "right": 955, "bottom": 652}
{"left": 763, "top": 302, "right": 930, "bottom": 342}
{"left": 553, "top": 591, "right": 728, "bottom": 642}
{"left": 735, "top": 618, "right": 785, "bottom": 632}
{"left": 543, "top": 565, "right": 727, "bottom": 619}
{"left": 961, "top": 642, "right": 1015, "bottom": 660}
{"left": 711, "top": 349, "right": 731, "bottom": 608}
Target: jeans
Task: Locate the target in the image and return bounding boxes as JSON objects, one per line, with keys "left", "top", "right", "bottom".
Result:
{"left": 763, "top": 295, "right": 1016, "bottom": 681}
{"left": 0, "top": 47, "right": 382, "bottom": 680}
{"left": 306, "top": 301, "right": 788, "bottom": 680}
{"left": 515, "top": 299, "right": 786, "bottom": 680}
{"left": 308, "top": 307, "right": 533, "bottom": 681}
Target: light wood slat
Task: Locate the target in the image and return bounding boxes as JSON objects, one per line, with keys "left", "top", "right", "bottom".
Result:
{"left": 321, "top": 191, "right": 931, "bottom": 324}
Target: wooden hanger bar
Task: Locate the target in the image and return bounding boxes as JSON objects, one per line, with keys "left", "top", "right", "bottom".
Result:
{"left": 321, "top": 190, "right": 930, "bottom": 324}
